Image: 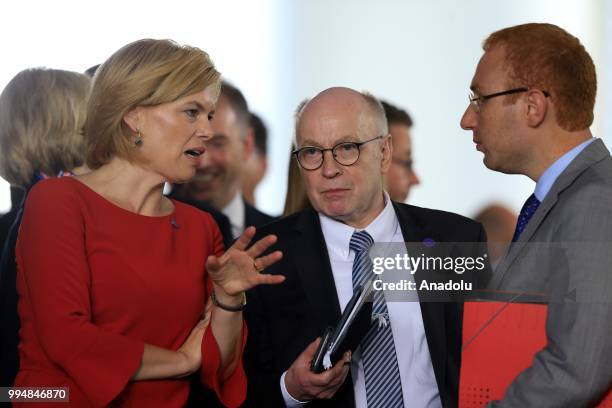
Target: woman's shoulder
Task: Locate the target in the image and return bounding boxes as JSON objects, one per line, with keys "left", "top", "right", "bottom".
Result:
{"left": 21, "top": 178, "right": 89, "bottom": 226}
{"left": 172, "top": 199, "right": 217, "bottom": 226}
{"left": 27, "top": 177, "right": 83, "bottom": 203}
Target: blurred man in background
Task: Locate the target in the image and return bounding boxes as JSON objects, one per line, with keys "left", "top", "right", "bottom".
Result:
{"left": 173, "top": 81, "right": 275, "bottom": 238}
{"left": 242, "top": 112, "right": 269, "bottom": 207}
{"left": 381, "top": 100, "right": 420, "bottom": 203}
{"left": 473, "top": 203, "right": 516, "bottom": 267}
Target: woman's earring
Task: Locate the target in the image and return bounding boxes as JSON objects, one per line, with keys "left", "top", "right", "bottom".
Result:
{"left": 134, "top": 130, "right": 143, "bottom": 147}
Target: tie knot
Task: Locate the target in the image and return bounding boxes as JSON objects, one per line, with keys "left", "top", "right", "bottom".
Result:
{"left": 512, "top": 193, "right": 542, "bottom": 242}
{"left": 521, "top": 193, "right": 541, "bottom": 219}
{"left": 526, "top": 193, "right": 540, "bottom": 206}
{"left": 349, "top": 230, "right": 374, "bottom": 253}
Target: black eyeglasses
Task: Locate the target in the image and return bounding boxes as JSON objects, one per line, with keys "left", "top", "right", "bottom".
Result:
{"left": 469, "top": 87, "right": 550, "bottom": 112}
{"left": 292, "top": 135, "right": 384, "bottom": 171}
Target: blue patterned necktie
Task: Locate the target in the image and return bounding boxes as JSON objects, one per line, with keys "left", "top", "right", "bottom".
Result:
{"left": 349, "top": 230, "right": 404, "bottom": 408}
{"left": 512, "top": 194, "right": 541, "bottom": 242}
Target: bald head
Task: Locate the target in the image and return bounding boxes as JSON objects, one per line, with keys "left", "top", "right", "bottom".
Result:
{"left": 292, "top": 87, "right": 393, "bottom": 228}
{"left": 295, "top": 87, "right": 387, "bottom": 146}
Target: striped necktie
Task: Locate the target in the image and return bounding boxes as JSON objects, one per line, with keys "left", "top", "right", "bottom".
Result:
{"left": 350, "top": 230, "right": 404, "bottom": 408}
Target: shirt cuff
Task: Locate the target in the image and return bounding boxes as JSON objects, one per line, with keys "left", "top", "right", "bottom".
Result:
{"left": 280, "top": 371, "right": 310, "bottom": 407}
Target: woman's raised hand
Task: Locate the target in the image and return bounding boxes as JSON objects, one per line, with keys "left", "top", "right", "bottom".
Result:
{"left": 206, "top": 226, "right": 284, "bottom": 296}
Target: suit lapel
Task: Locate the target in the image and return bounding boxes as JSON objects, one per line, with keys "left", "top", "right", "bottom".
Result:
{"left": 393, "top": 203, "right": 448, "bottom": 397}
{"left": 292, "top": 209, "right": 343, "bottom": 326}
{"left": 492, "top": 139, "right": 610, "bottom": 288}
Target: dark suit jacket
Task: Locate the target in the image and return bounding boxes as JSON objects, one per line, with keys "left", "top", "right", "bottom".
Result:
{"left": 0, "top": 207, "right": 23, "bottom": 386}
{"left": 245, "top": 201, "right": 276, "bottom": 231}
{"left": 168, "top": 190, "right": 276, "bottom": 249}
{"left": 0, "top": 187, "right": 25, "bottom": 252}
{"left": 166, "top": 191, "right": 234, "bottom": 250}
{"left": 0, "top": 186, "right": 29, "bottom": 386}
{"left": 244, "top": 203, "right": 487, "bottom": 408}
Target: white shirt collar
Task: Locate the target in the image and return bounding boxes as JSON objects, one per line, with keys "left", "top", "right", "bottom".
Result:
{"left": 318, "top": 192, "right": 398, "bottom": 260}
{"left": 221, "top": 191, "right": 245, "bottom": 238}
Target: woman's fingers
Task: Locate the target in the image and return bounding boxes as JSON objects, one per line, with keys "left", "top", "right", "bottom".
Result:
{"left": 253, "top": 273, "right": 286, "bottom": 286}
{"left": 246, "top": 233, "right": 278, "bottom": 258}
{"left": 229, "top": 226, "right": 256, "bottom": 252}
{"left": 253, "top": 251, "right": 283, "bottom": 271}
{"left": 205, "top": 255, "right": 220, "bottom": 270}
{"left": 205, "top": 254, "right": 229, "bottom": 273}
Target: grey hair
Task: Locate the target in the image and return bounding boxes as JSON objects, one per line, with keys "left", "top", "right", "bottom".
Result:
{"left": 359, "top": 91, "right": 389, "bottom": 137}
{"left": 293, "top": 98, "right": 310, "bottom": 148}
{"left": 0, "top": 68, "right": 90, "bottom": 186}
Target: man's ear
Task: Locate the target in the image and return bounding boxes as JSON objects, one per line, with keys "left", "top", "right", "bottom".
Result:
{"left": 525, "top": 89, "right": 548, "bottom": 128}
{"left": 123, "top": 106, "right": 142, "bottom": 134}
{"left": 381, "top": 134, "right": 393, "bottom": 174}
{"left": 242, "top": 127, "right": 255, "bottom": 161}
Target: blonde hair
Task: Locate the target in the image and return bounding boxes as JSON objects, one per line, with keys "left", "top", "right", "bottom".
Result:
{"left": 85, "top": 39, "right": 221, "bottom": 169}
{"left": 0, "top": 68, "right": 90, "bottom": 186}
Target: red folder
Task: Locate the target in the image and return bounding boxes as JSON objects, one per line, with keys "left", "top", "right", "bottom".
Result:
{"left": 459, "top": 301, "right": 612, "bottom": 407}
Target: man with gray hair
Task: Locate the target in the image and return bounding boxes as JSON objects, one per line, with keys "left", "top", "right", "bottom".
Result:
{"left": 245, "top": 87, "right": 487, "bottom": 407}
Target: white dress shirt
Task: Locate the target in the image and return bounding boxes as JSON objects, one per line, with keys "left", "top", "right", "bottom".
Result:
{"left": 281, "top": 193, "right": 442, "bottom": 407}
{"left": 221, "top": 191, "right": 245, "bottom": 238}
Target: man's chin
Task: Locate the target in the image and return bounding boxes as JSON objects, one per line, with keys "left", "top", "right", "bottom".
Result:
{"left": 483, "top": 156, "right": 514, "bottom": 174}
{"left": 482, "top": 155, "right": 498, "bottom": 171}
{"left": 319, "top": 203, "right": 352, "bottom": 221}
{"left": 189, "top": 175, "right": 222, "bottom": 194}
{"left": 193, "top": 193, "right": 218, "bottom": 205}
{"left": 389, "top": 191, "right": 408, "bottom": 203}
{"left": 178, "top": 184, "right": 216, "bottom": 203}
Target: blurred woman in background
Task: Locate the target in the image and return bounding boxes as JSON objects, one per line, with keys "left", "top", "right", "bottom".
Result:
{"left": 0, "top": 68, "right": 91, "bottom": 386}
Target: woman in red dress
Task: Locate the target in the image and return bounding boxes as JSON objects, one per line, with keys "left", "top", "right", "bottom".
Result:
{"left": 14, "top": 39, "right": 283, "bottom": 407}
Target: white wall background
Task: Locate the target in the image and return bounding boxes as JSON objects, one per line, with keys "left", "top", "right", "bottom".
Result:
{"left": 0, "top": 0, "right": 608, "bottom": 218}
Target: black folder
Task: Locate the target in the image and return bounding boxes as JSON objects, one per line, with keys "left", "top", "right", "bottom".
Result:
{"left": 310, "top": 283, "right": 373, "bottom": 373}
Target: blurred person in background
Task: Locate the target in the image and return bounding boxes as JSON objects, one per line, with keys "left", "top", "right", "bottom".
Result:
{"left": 0, "top": 68, "right": 91, "bottom": 386}
{"left": 282, "top": 147, "right": 311, "bottom": 217}
{"left": 85, "top": 64, "right": 100, "bottom": 77}
{"left": 473, "top": 203, "right": 517, "bottom": 267}
{"left": 381, "top": 100, "right": 420, "bottom": 203}
{"left": 0, "top": 188, "right": 25, "bottom": 251}
{"left": 283, "top": 101, "right": 312, "bottom": 217}
{"left": 172, "top": 82, "right": 275, "bottom": 239}
{"left": 242, "top": 112, "right": 269, "bottom": 207}
{"left": 12, "top": 39, "right": 283, "bottom": 407}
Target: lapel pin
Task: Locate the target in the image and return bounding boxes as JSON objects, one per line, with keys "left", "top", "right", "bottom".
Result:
{"left": 423, "top": 238, "right": 436, "bottom": 247}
